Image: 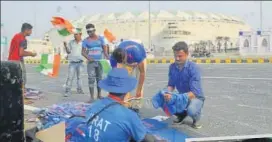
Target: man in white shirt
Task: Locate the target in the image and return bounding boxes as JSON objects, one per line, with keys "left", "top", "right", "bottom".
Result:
{"left": 63, "top": 28, "right": 84, "bottom": 97}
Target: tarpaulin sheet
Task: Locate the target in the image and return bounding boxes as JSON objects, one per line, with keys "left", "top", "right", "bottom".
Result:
{"left": 142, "top": 118, "right": 189, "bottom": 142}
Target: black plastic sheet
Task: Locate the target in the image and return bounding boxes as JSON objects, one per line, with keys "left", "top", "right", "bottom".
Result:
{"left": 0, "top": 61, "right": 24, "bottom": 142}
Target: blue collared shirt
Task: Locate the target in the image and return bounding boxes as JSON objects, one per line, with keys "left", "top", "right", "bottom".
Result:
{"left": 168, "top": 60, "right": 205, "bottom": 100}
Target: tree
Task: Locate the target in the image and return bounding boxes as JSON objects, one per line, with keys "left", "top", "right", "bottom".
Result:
{"left": 216, "top": 36, "right": 223, "bottom": 53}
{"left": 224, "top": 37, "right": 230, "bottom": 53}
{"left": 207, "top": 40, "right": 212, "bottom": 52}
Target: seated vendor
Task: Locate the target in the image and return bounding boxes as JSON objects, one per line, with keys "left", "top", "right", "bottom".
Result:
{"left": 86, "top": 68, "right": 156, "bottom": 142}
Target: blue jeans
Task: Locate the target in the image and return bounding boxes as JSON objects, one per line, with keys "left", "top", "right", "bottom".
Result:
{"left": 186, "top": 98, "right": 204, "bottom": 122}
{"left": 65, "top": 62, "right": 84, "bottom": 91}
{"left": 87, "top": 61, "right": 102, "bottom": 88}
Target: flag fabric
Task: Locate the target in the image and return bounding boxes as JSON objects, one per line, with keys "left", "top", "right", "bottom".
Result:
{"left": 99, "top": 59, "right": 112, "bottom": 75}
{"left": 36, "top": 54, "right": 53, "bottom": 76}
{"left": 51, "top": 17, "right": 77, "bottom": 37}
{"left": 103, "top": 29, "right": 116, "bottom": 43}
{"left": 36, "top": 54, "right": 61, "bottom": 77}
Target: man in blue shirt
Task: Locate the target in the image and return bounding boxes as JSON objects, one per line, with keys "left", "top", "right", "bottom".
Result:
{"left": 109, "top": 40, "right": 147, "bottom": 111}
{"left": 110, "top": 40, "right": 147, "bottom": 97}
{"left": 82, "top": 23, "right": 110, "bottom": 103}
{"left": 164, "top": 41, "right": 205, "bottom": 129}
{"left": 86, "top": 68, "right": 156, "bottom": 142}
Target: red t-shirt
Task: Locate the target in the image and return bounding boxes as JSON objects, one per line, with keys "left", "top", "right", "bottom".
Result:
{"left": 8, "top": 33, "right": 27, "bottom": 61}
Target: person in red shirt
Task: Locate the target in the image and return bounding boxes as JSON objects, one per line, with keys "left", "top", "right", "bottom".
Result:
{"left": 8, "top": 23, "right": 37, "bottom": 87}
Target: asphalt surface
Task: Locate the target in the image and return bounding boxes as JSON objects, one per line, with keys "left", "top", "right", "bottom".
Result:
{"left": 24, "top": 63, "right": 272, "bottom": 138}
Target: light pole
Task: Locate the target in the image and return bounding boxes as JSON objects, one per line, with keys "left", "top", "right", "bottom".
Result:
{"left": 148, "top": 1, "right": 151, "bottom": 50}
{"left": 74, "top": 6, "right": 82, "bottom": 18}
{"left": 33, "top": 3, "right": 37, "bottom": 37}
{"left": 260, "top": 1, "right": 263, "bottom": 31}
{"left": 57, "top": 6, "right": 62, "bottom": 15}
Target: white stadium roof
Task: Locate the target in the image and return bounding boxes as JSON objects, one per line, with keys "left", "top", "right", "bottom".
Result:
{"left": 101, "top": 13, "right": 116, "bottom": 20}
{"left": 137, "top": 11, "right": 155, "bottom": 19}
{"left": 78, "top": 10, "right": 244, "bottom": 23}
{"left": 118, "top": 12, "right": 135, "bottom": 20}
{"left": 156, "top": 10, "right": 175, "bottom": 19}
{"left": 176, "top": 11, "right": 193, "bottom": 20}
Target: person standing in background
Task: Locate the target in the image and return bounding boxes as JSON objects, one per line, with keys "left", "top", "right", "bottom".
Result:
{"left": 8, "top": 23, "right": 37, "bottom": 88}
{"left": 82, "top": 23, "right": 109, "bottom": 103}
{"left": 63, "top": 28, "right": 84, "bottom": 97}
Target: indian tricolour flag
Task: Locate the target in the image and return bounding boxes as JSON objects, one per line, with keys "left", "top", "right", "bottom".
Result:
{"left": 51, "top": 16, "right": 77, "bottom": 36}
{"left": 36, "top": 53, "right": 61, "bottom": 77}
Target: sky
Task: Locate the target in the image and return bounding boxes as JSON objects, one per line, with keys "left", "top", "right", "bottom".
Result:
{"left": 1, "top": 1, "right": 272, "bottom": 40}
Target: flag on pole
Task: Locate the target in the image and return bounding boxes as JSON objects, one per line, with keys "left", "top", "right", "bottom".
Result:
{"left": 51, "top": 17, "right": 77, "bottom": 36}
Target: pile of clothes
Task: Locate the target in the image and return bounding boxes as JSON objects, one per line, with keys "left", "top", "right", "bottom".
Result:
{"left": 33, "top": 102, "right": 91, "bottom": 130}
{"left": 32, "top": 89, "right": 190, "bottom": 141}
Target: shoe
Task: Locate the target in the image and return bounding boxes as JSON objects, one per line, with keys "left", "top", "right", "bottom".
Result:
{"left": 64, "top": 91, "right": 71, "bottom": 97}
{"left": 97, "top": 95, "right": 103, "bottom": 99}
{"left": 86, "top": 99, "right": 94, "bottom": 103}
{"left": 192, "top": 120, "right": 202, "bottom": 129}
{"left": 173, "top": 111, "right": 187, "bottom": 124}
{"left": 77, "top": 89, "right": 84, "bottom": 94}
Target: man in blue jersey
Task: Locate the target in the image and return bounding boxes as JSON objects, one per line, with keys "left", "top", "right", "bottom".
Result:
{"left": 165, "top": 41, "right": 205, "bottom": 129}
{"left": 86, "top": 68, "right": 156, "bottom": 142}
{"left": 110, "top": 40, "right": 147, "bottom": 103}
{"left": 82, "top": 23, "right": 109, "bottom": 103}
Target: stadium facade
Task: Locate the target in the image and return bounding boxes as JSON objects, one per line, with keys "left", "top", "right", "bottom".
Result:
{"left": 44, "top": 10, "right": 252, "bottom": 56}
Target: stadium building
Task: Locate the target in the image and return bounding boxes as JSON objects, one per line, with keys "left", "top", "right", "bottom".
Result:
{"left": 43, "top": 10, "right": 252, "bottom": 57}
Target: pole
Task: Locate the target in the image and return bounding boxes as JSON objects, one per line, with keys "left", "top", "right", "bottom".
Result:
{"left": 260, "top": 1, "right": 263, "bottom": 31}
{"left": 148, "top": 1, "right": 151, "bottom": 50}
{"left": 34, "top": 3, "right": 37, "bottom": 37}
{"left": 74, "top": 6, "right": 82, "bottom": 17}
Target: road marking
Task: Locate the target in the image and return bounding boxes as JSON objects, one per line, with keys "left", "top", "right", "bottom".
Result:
{"left": 203, "top": 76, "right": 272, "bottom": 80}
{"left": 185, "top": 134, "right": 272, "bottom": 142}
{"left": 24, "top": 105, "right": 40, "bottom": 111}
{"left": 27, "top": 72, "right": 89, "bottom": 76}
{"left": 237, "top": 104, "right": 272, "bottom": 111}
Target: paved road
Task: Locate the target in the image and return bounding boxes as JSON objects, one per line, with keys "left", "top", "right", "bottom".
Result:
{"left": 25, "top": 64, "right": 272, "bottom": 137}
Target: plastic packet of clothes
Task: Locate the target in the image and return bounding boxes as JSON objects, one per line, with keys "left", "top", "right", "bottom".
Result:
{"left": 152, "top": 90, "right": 189, "bottom": 116}
{"left": 65, "top": 117, "right": 90, "bottom": 142}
